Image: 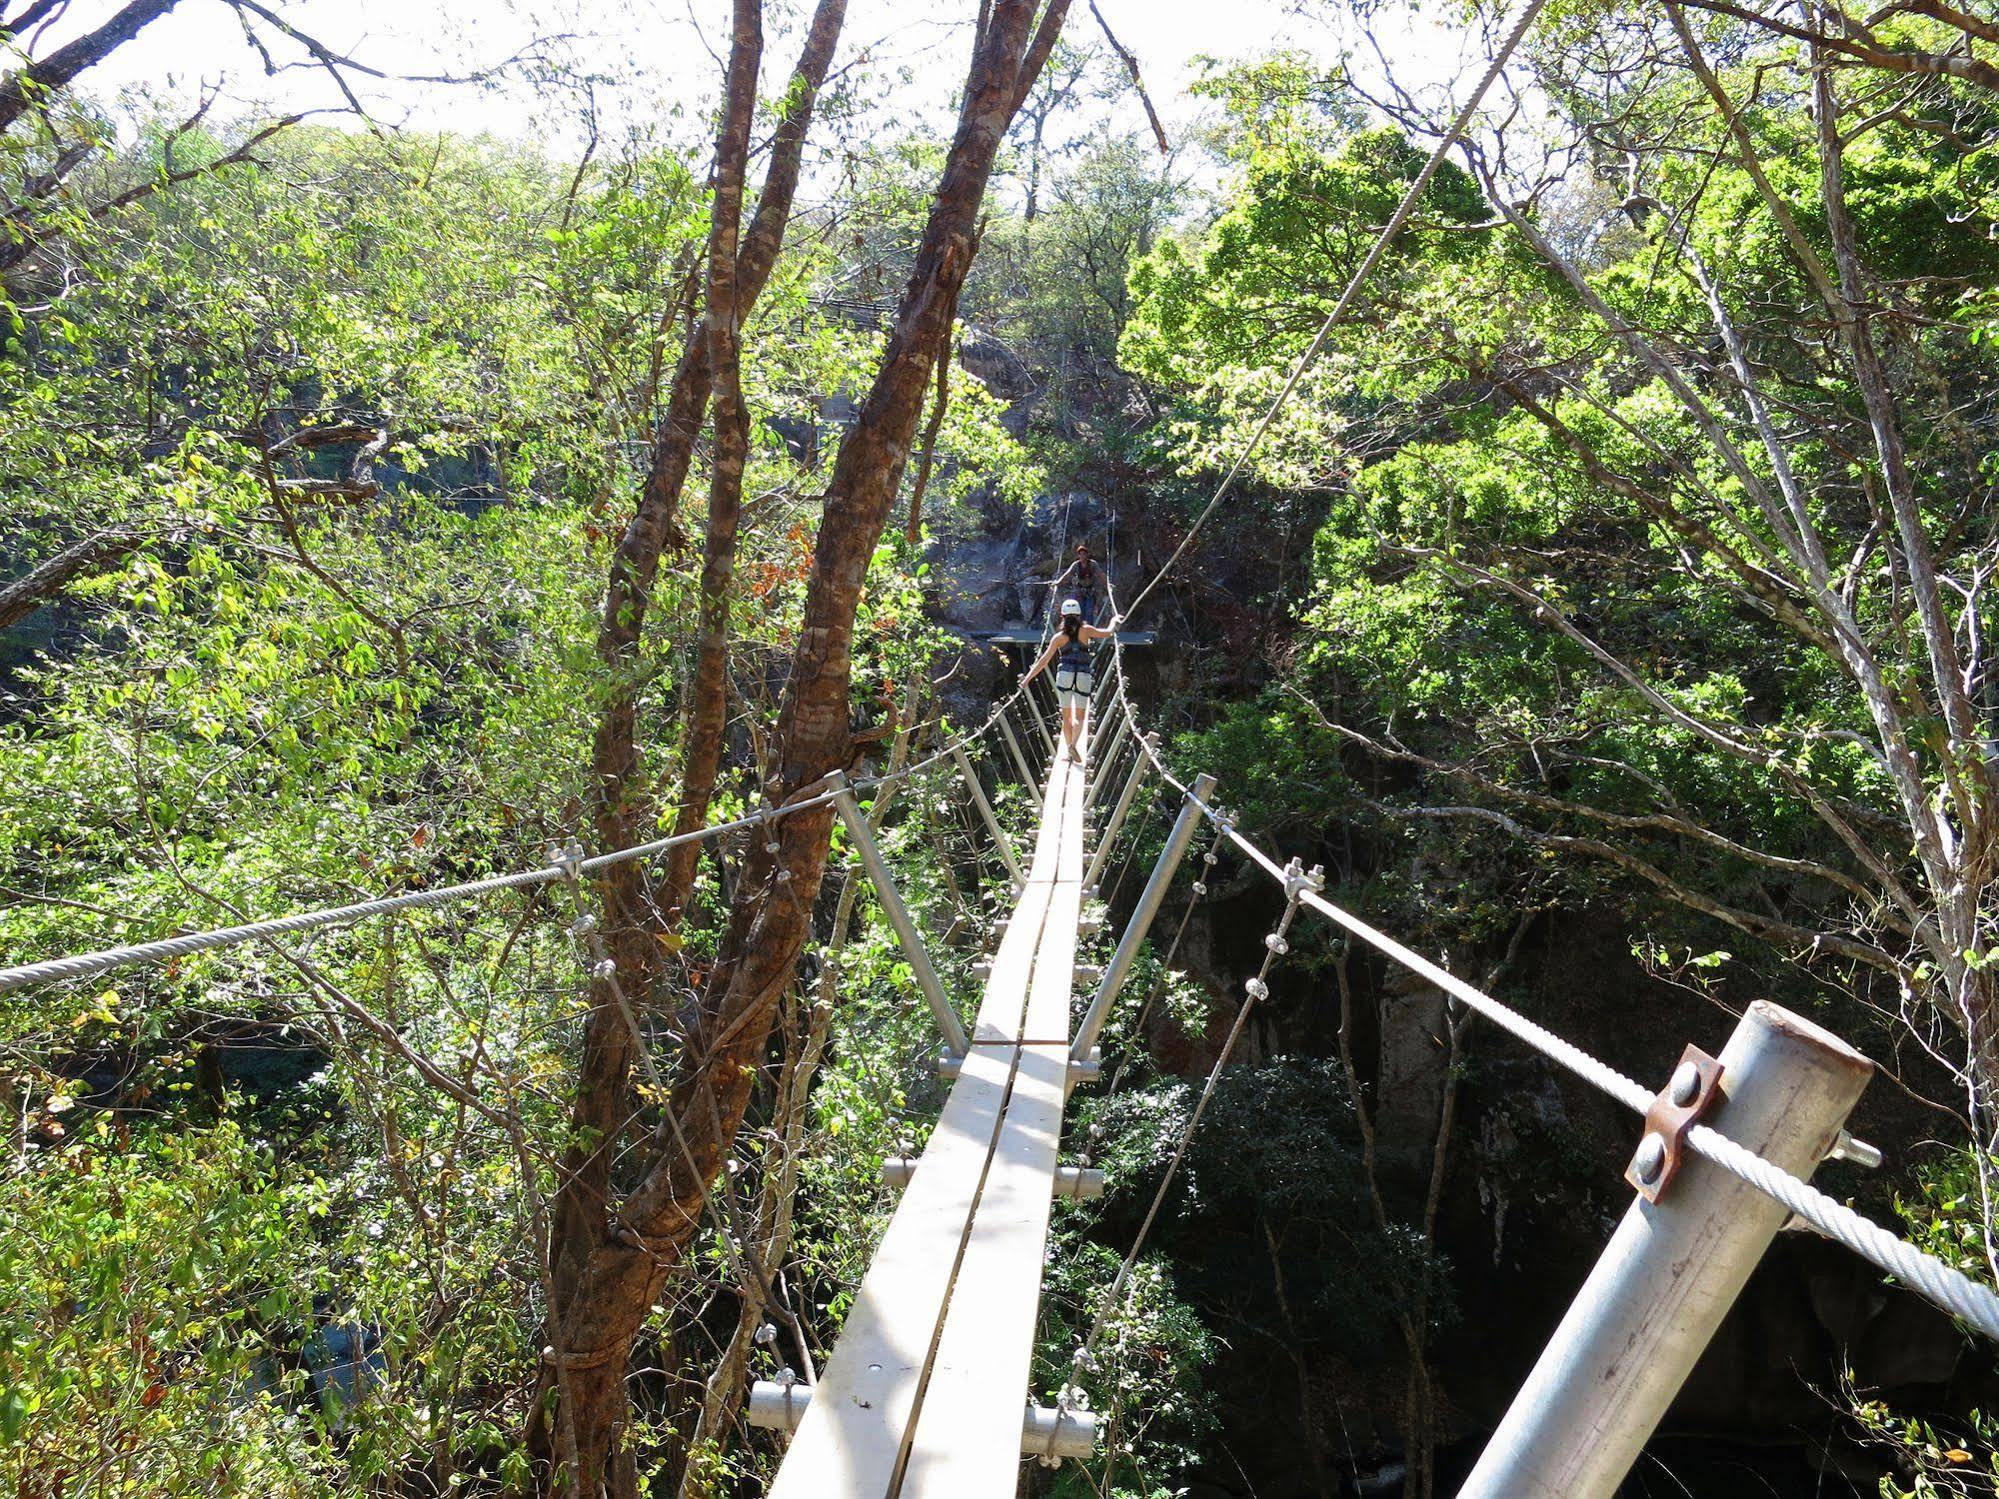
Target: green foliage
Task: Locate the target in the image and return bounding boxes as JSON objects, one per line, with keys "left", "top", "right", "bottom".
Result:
{"left": 0, "top": 1122, "right": 330, "bottom": 1493}
{"left": 0, "top": 77, "right": 1041, "bottom": 1487}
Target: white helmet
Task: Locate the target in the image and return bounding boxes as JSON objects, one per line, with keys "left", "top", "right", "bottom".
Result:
{"left": 1061, "top": 597, "right": 1082, "bottom": 616}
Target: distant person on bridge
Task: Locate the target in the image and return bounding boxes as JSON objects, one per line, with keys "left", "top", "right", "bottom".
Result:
{"left": 1052, "top": 542, "right": 1106, "bottom": 623}
{"left": 1021, "top": 598, "right": 1120, "bottom": 761}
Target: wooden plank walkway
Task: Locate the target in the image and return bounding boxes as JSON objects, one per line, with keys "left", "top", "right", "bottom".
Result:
{"left": 767, "top": 735, "right": 1090, "bottom": 1499}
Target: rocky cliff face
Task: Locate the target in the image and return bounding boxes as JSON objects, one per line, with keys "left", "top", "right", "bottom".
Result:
{"left": 919, "top": 486, "right": 1154, "bottom": 719}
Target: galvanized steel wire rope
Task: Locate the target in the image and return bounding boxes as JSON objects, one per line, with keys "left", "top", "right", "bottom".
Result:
{"left": 0, "top": 671, "right": 1041, "bottom": 996}
{"left": 1094, "top": 577, "right": 1999, "bottom": 1341}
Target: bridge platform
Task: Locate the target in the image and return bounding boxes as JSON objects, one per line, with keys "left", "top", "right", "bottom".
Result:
{"left": 766, "top": 742, "right": 1089, "bottom": 1498}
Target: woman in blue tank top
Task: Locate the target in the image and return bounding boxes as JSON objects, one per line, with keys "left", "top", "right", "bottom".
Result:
{"left": 1021, "top": 597, "right": 1121, "bottom": 762}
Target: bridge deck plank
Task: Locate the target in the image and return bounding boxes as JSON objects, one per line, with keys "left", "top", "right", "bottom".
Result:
{"left": 898, "top": 750, "right": 1086, "bottom": 1497}
{"left": 766, "top": 729, "right": 1086, "bottom": 1499}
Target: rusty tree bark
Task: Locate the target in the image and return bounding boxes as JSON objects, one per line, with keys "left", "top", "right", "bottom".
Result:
{"left": 591, "top": 0, "right": 850, "bottom": 929}
{"left": 536, "top": 4, "right": 1067, "bottom": 1489}
{"left": 558, "top": 0, "right": 851, "bottom": 1346}
{"left": 545, "top": 5, "right": 764, "bottom": 1463}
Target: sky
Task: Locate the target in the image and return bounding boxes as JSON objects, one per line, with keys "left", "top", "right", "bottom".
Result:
{"left": 61, "top": 0, "right": 1487, "bottom": 162}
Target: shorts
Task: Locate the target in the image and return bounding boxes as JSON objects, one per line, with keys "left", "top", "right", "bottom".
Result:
{"left": 1054, "top": 666, "right": 1094, "bottom": 709}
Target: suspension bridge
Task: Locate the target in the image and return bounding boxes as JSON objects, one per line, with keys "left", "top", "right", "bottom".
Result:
{"left": 8, "top": 607, "right": 1999, "bottom": 1497}
{"left": 8, "top": 0, "right": 1999, "bottom": 1487}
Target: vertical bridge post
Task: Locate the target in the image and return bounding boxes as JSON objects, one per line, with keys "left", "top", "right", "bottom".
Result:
{"left": 830, "top": 772, "right": 972, "bottom": 1059}
{"left": 1024, "top": 667, "right": 1058, "bottom": 753}
{"left": 1086, "top": 702, "right": 1132, "bottom": 805}
{"left": 995, "top": 708, "right": 1042, "bottom": 811}
{"left": 1084, "top": 733, "right": 1155, "bottom": 893}
{"left": 950, "top": 741, "right": 1023, "bottom": 891}
{"left": 1458, "top": 1001, "right": 1872, "bottom": 1499}
{"left": 1071, "top": 771, "right": 1218, "bottom": 1063}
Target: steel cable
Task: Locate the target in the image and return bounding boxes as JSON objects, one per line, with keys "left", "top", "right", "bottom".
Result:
{"left": 0, "top": 674, "right": 1036, "bottom": 996}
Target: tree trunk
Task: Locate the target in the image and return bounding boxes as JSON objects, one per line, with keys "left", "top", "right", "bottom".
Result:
{"left": 591, "top": 0, "right": 851, "bottom": 925}
{"left": 904, "top": 308, "right": 958, "bottom": 544}
{"left": 559, "top": 0, "right": 851, "bottom": 1326}
{"left": 0, "top": 0, "right": 178, "bottom": 132}
{"left": 536, "top": 5, "right": 1065, "bottom": 1490}
{"left": 654, "top": 0, "right": 764, "bottom": 925}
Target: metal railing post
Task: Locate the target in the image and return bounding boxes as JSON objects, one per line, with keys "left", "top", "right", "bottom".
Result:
{"left": 1086, "top": 702, "right": 1131, "bottom": 803}
{"left": 1458, "top": 1001, "right": 1872, "bottom": 1499}
{"left": 1083, "top": 734, "right": 1156, "bottom": 892}
{"left": 1090, "top": 650, "right": 1116, "bottom": 718}
{"left": 1071, "top": 771, "right": 1217, "bottom": 1063}
{"left": 950, "top": 742, "right": 1023, "bottom": 890}
{"left": 995, "top": 709, "right": 1043, "bottom": 809}
{"left": 830, "top": 773, "right": 972, "bottom": 1059}
{"left": 1015, "top": 689, "right": 1048, "bottom": 765}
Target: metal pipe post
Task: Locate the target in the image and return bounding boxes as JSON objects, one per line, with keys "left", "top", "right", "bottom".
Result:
{"left": 1071, "top": 771, "right": 1218, "bottom": 1062}
{"left": 995, "top": 710, "right": 1043, "bottom": 809}
{"left": 830, "top": 775, "right": 971, "bottom": 1058}
{"left": 1083, "top": 735, "right": 1155, "bottom": 891}
{"left": 1086, "top": 704, "right": 1132, "bottom": 804}
{"left": 1021, "top": 689, "right": 1054, "bottom": 770}
{"left": 950, "top": 742, "right": 1024, "bottom": 890}
{"left": 1033, "top": 676, "right": 1059, "bottom": 753}
{"left": 1090, "top": 646, "right": 1121, "bottom": 719}
{"left": 1458, "top": 1001, "right": 1873, "bottom": 1499}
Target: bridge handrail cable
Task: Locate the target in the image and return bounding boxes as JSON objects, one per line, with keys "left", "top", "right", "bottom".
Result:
{"left": 1092, "top": 585, "right": 1999, "bottom": 1343}
{"left": 0, "top": 668, "right": 1042, "bottom": 996}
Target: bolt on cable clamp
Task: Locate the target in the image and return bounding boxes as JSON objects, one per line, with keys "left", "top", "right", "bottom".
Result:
{"left": 568, "top": 914, "right": 598, "bottom": 937}
{"left": 1281, "top": 857, "right": 1324, "bottom": 900}
{"left": 592, "top": 958, "right": 617, "bottom": 980}
{"left": 1626, "top": 1044, "right": 1725, "bottom": 1203}
{"left": 1828, "top": 1129, "right": 1884, "bottom": 1169}
{"left": 1244, "top": 977, "right": 1270, "bottom": 1002}
{"left": 1265, "top": 932, "right": 1289, "bottom": 955}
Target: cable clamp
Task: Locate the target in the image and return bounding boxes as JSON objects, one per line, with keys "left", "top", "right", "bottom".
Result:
{"left": 547, "top": 841, "right": 585, "bottom": 882}
{"left": 1244, "top": 977, "right": 1269, "bottom": 1002}
{"left": 1626, "top": 1044, "right": 1724, "bottom": 1203}
{"left": 568, "top": 914, "right": 598, "bottom": 937}
{"left": 1265, "top": 932, "right": 1289, "bottom": 955}
{"left": 592, "top": 958, "right": 617, "bottom": 981}
{"left": 1282, "top": 858, "right": 1323, "bottom": 900}
{"left": 1191, "top": 881, "right": 1208, "bottom": 897}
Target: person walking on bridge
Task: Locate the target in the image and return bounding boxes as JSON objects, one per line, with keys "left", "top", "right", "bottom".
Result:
{"left": 1021, "top": 598, "right": 1120, "bottom": 761}
{"left": 1052, "top": 541, "right": 1106, "bottom": 623}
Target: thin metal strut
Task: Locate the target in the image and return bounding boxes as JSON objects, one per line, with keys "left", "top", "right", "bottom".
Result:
{"left": 951, "top": 742, "right": 1024, "bottom": 890}
{"left": 830, "top": 772, "right": 970, "bottom": 1058}
{"left": 1071, "top": 771, "right": 1218, "bottom": 1063}
{"left": 995, "top": 708, "right": 1043, "bottom": 810}
{"left": 1086, "top": 701, "right": 1132, "bottom": 805}
{"left": 1083, "top": 734, "right": 1155, "bottom": 892}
